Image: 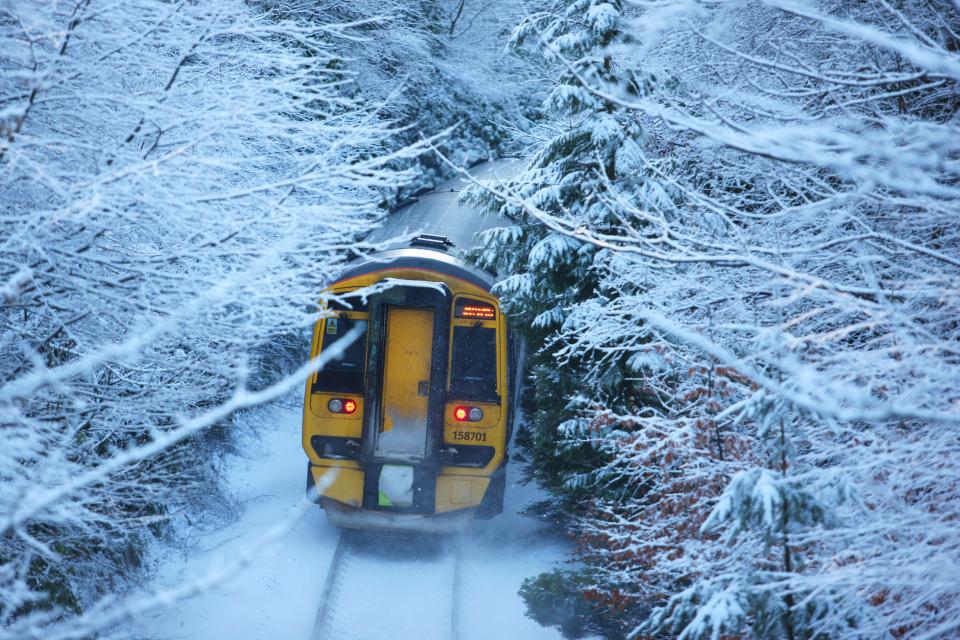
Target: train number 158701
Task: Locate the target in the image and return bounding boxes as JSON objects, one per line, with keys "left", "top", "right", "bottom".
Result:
{"left": 450, "top": 430, "right": 487, "bottom": 442}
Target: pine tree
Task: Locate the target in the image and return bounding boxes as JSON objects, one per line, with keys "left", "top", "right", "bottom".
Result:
{"left": 464, "top": 1, "right": 662, "bottom": 633}
{"left": 480, "top": 0, "right": 960, "bottom": 638}
{"left": 467, "top": 0, "right": 650, "bottom": 494}
{"left": 645, "top": 398, "right": 854, "bottom": 640}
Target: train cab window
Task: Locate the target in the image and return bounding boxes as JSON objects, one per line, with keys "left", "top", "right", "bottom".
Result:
{"left": 449, "top": 324, "right": 497, "bottom": 401}
{"left": 313, "top": 316, "right": 367, "bottom": 394}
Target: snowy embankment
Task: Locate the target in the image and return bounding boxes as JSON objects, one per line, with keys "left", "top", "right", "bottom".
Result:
{"left": 138, "top": 394, "right": 567, "bottom": 640}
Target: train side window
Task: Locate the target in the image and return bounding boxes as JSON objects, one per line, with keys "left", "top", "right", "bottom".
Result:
{"left": 449, "top": 324, "right": 497, "bottom": 401}
{"left": 313, "top": 316, "right": 367, "bottom": 394}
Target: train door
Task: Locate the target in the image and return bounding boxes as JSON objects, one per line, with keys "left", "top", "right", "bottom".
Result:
{"left": 375, "top": 306, "right": 434, "bottom": 462}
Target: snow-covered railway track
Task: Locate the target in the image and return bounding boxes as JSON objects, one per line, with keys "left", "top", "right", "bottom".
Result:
{"left": 311, "top": 530, "right": 462, "bottom": 640}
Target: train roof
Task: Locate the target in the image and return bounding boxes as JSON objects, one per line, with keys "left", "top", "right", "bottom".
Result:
{"left": 341, "top": 158, "right": 524, "bottom": 292}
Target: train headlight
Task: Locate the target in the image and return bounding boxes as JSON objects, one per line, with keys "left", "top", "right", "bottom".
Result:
{"left": 454, "top": 406, "right": 468, "bottom": 421}
{"left": 468, "top": 407, "right": 483, "bottom": 422}
{"left": 343, "top": 399, "right": 357, "bottom": 414}
{"left": 327, "top": 398, "right": 343, "bottom": 413}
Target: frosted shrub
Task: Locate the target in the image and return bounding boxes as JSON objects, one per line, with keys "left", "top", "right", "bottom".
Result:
{"left": 0, "top": 1, "right": 419, "bottom": 636}
{"left": 484, "top": 0, "right": 960, "bottom": 637}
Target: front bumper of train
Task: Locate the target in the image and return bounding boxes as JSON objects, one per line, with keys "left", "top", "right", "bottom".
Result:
{"left": 321, "top": 497, "right": 475, "bottom": 534}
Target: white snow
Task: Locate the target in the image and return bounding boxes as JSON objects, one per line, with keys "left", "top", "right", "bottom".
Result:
{"left": 137, "top": 395, "right": 568, "bottom": 640}
{"left": 137, "top": 399, "right": 337, "bottom": 639}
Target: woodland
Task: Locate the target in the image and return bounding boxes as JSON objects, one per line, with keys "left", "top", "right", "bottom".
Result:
{"left": 2, "top": 1, "right": 959, "bottom": 639}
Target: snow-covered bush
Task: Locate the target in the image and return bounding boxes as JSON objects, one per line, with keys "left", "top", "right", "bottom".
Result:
{"left": 484, "top": 0, "right": 960, "bottom": 637}
{"left": 262, "top": 0, "right": 541, "bottom": 191}
{"left": 0, "top": 1, "right": 418, "bottom": 636}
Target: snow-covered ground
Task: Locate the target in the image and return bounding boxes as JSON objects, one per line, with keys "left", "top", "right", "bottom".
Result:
{"left": 138, "top": 394, "right": 568, "bottom": 640}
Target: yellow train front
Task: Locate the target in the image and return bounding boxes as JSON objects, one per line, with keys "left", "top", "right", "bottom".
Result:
{"left": 302, "top": 160, "right": 520, "bottom": 534}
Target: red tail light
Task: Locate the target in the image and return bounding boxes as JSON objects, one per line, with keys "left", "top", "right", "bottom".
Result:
{"left": 328, "top": 398, "right": 358, "bottom": 414}
{"left": 453, "top": 406, "right": 483, "bottom": 422}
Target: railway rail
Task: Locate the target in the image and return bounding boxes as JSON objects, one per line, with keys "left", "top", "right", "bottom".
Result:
{"left": 311, "top": 531, "right": 463, "bottom": 640}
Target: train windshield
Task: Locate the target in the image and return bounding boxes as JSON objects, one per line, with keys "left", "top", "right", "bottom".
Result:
{"left": 313, "top": 316, "right": 367, "bottom": 394}
{"left": 449, "top": 324, "right": 497, "bottom": 401}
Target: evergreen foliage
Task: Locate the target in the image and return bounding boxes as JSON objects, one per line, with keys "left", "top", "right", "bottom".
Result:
{"left": 480, "top": 0, "right": 960, "bottom": 638}
{"left": 463, "top": 0, "right": 663, "bottom": 630}
{"left": 465, "top": 0, "right": 651, "bottom": 501}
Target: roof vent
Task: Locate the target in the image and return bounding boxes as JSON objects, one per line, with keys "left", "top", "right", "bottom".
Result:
{"left": 411, "top": 234, "right": 455, "bottom": 250}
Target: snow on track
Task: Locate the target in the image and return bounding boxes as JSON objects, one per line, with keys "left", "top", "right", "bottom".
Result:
{"left": 312, "top": 531, "right": 461, "bottom": 640}
{"left": 138, "top": 394, "right": 567, "bottom": 640}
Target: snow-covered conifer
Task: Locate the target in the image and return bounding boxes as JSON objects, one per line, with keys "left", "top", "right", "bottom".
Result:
{"left": 487, "top": 0, "right": 960, "bottom": 637}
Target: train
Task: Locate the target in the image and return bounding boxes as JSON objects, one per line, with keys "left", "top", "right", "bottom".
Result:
{"left": 302, "top": 159, "right": 522, "bottom": 533}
